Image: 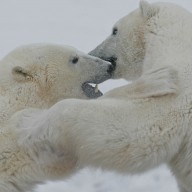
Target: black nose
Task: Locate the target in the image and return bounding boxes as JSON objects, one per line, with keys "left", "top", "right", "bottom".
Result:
{"left": 107, "top": 64, "right": 114, "bottom": 74}
{"left": 107, "top": 56, "right": 117, "bottom": 74}
{"left": 109, "top": 56, "right": 117, "bottom": 68}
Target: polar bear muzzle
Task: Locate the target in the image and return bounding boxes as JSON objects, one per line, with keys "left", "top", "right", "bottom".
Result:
{"left": 81, "top": 58, "right": 115, "bottom": 99}
{"left": 89, "top": 52, "right": 117, "bottom": 77}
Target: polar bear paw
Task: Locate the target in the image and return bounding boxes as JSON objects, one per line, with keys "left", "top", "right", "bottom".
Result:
{"left": 132, "top": 66, "right": 179, "bottom": 98}
{"left": 10, "top": 108, "right": 54, "bottom": 161}
{"left": 13, "top": 108, "right": 74, "bottom": 165}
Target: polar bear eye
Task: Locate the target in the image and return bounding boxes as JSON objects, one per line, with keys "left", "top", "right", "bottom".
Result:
{"left": 72, "top": 56, "right": 79, "bottom": 64}
{"left": 112, "top": 27, "right": 118, "bottom": 36}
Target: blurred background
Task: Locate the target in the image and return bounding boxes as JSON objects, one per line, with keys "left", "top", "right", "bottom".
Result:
{"left": 0, "top": 0, "right": 191, "bottom": 191}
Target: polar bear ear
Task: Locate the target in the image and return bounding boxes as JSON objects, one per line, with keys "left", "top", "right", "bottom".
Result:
{"left": 12, "top": 66, "right": 33, "bottom": 82}
{"left": 139, "top": 0, "right": 159, "bottom": 19}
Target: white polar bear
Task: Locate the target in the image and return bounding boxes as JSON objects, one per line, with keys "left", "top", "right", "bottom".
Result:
{"left": 15, "top": 1, "right": 192, "bottom": 192}
{"left": 0, "top": 43, "right": 115, "bottom": 192}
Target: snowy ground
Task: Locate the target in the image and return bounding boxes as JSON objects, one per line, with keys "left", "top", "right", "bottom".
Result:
{"left": 1, "top": 0, "right": 192, "bottom": 191}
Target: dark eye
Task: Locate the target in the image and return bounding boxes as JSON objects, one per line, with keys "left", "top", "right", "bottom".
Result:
{"left": 112, "top": 27, "right": 118, "bottom": 35}
{"left": 72, "top": 56, "right": 79, "bottom": 64}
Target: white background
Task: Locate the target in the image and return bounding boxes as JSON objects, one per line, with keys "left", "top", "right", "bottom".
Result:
{"left": 0, "top": 0, "right": 191, "bottom": 192}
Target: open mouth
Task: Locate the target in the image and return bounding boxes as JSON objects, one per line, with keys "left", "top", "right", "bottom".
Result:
{"left": 81, "top": 56, "right": 117, "bottom": 99}
{"left": 82, "top": 82, "right": 103, "bottom": 99}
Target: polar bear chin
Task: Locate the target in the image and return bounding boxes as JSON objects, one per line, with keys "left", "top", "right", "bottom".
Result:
{"left": 82, "top": 83, "right": 103, "bottom": 99}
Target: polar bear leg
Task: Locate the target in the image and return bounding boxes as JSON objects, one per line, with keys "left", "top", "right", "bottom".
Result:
{"left": 16, "top": 96, "right": 185, "bottom": 176}
{"left": 105, "top": 66, "right": 178, "bottom": 99}
{"left": 77, "top": 119, "right": 182, "bottom": 173}
{"left": 131, "top": 66, "right": 178, "bottom": 98}
{"left": 135, "top": 66, "right": 178, "bottom": 97}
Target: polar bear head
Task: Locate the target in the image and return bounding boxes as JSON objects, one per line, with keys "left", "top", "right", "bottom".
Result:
{"left": 90, "top": 0, "right": 181, "bottom": 80}
{"left": 0, "top": 44, "right": 113, "bottom": 110}
{"left": 89, "top": 0, "right": 160, "bottom": 80}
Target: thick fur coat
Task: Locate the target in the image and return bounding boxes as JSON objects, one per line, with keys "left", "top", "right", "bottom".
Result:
{"left": 15, "top": 1, "right": 192, "bottom": 192}
{"left": 0, "top": 44, "right": 112, "bottom": 192}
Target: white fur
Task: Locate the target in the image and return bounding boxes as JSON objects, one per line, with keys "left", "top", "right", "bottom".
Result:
{"left": 0, "top": 43, "right": 112, "bottom": 192}
{"left": 15, "top": 1, "right": 192, "bottom": 192}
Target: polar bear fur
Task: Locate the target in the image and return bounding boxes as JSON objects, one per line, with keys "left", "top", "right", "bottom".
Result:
{"left": 0, "top": 43, "right": 114, "bottom": 192}
{"left": 15, "top": 1, "right": 192, "bottom": 192}
{"left": 0, "top": 43, "right": 113, "bottom": 123}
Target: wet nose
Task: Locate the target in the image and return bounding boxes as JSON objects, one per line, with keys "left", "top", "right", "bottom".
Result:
{"left": 109, "top": 56, "right": 117, "bottom": 69}
{"left": 107, "top": 64, "right": 114, "bottom": 74}
{"left": 107, "top": 56, "right": 117, "bottom": 74}
{"left": 107, "top": 57, "right": 117, "bottom": 74}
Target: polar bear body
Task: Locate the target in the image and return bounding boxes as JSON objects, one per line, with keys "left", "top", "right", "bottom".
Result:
{"left": 0, "top": 44, "right": 112, "bottom": 192}
{"left": 89, "top": 2, "right": 192, "bottom": 191}
{"left": 16, "top": 2, "right": 192, "bottom": 192}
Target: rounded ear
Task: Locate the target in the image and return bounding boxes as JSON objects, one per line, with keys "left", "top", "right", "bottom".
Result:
{"left": 140, "top": 0, "right": 159, "bottom": 19}
{"left": 12, "top": 66, "right": 32, "bottom": 82}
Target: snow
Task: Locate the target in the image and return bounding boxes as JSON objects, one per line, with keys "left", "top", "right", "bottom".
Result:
{"left": 0, "top": 0, "right": 191, "bottom": 191}
{"left": 37, "top": 167, "right": 178, "bottom": 192}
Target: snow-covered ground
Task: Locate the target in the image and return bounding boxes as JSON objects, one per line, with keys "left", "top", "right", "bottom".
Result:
{"left": 0, "top": 0, "right": 192, "bottom": 191}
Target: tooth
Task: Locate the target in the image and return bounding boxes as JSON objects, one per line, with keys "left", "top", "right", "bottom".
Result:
{"left": 94, "top": 84, "right": 99, "bottom": 93}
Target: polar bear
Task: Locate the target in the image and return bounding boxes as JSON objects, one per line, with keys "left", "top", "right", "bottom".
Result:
{"left": 14, "top": 1, "right": 192, "bottom": 192}
{"left": 0, "top": 43, "right": 115, "bottom": 192}
{"left": 0, "top": 43, "right": 114, "bottom": 125}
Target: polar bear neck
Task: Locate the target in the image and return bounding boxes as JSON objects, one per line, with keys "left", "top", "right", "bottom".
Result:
{"left": 0, "top": 85, "right": 52, "bottom": 124}
{"left": 142, "top": 5, "right": 192, "bottom": 73}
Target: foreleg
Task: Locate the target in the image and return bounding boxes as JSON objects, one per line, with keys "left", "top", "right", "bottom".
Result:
{"left": 105, "top": 66, "right": 178, "bottom": 99}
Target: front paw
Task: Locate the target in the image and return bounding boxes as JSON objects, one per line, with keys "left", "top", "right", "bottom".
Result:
{"left": 10, "top": 108, "right": 49, "bottom": 155}
{"left": 141, "top": 66, "right": 178, "bottom": 97}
